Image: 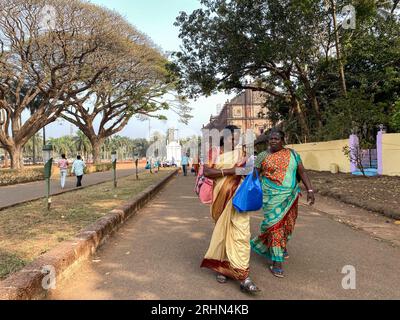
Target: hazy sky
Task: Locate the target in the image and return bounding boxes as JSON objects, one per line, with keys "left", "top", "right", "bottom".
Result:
{"left": 45, "top": 0, "right": 233, "bottom": 140}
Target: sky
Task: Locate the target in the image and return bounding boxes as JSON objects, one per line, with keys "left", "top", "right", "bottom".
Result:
{"left": 45, "top": 0, "right": 234, "bottom": 140}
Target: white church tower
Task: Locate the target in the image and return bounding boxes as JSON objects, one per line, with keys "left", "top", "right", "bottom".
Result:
{"left": 166, "top": 128, "right": 182, "bottom": 166}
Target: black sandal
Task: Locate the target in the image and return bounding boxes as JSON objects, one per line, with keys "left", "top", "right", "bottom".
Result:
{"left": 240, "top": 277, "right": 261, "bottom": 293}
{"left": 216, "top": 274, "right": 228, "bottom": 284}
{"left": 269, "top": 265, "right": 284, "bottom": 278}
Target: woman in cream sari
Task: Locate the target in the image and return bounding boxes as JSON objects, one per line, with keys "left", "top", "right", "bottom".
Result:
{"left": 201, "top": 126, "right": 260, "bottom": 293}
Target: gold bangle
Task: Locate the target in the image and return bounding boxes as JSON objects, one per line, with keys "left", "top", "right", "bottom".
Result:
{"left": 221, "top": 169, "right": 224, "bottom": 177}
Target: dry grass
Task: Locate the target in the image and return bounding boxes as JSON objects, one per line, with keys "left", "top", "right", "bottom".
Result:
{"left": 308, "top": 171, "right": 400, "bottom": 220}
{"left": 0, "top": 169, "right": 175, "bottom": 279}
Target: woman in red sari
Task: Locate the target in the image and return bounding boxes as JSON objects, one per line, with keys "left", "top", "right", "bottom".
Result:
{"left": 251, "top": 129, "right": 315, "bottom": 278}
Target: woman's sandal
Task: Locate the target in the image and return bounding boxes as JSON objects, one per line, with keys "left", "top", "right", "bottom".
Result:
{"left": 216, "top": 274, "right": 228, "bottom": 284}
{"left": 283, "top": 250, "right": 289, "bottom": 260}
{"left": 269, "top": 265, "right": 285, "bottom": 278}
{"left": 240, "top": 278, "right": 261, "bottom": 293}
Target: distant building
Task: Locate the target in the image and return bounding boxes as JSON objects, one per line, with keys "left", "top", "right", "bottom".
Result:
{"left": 203, "top": 89, "right": 272, "bottom": 136}
{"left": 166, "top": 128, "right": 182, "bottom": 166}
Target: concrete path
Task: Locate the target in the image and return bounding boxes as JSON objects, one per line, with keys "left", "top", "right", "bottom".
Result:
{"left": 0, "top": 169, "right": 142, "bottom": 210}
{"left": 50, "top": 175, "right": 400, "bottom": 300}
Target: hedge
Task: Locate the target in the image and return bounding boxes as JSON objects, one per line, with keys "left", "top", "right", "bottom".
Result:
{"left": 85, "top": 163, "right": 113, "bottom": 174}
{"left": 0, "top": 163, "right": 113, "bottom": 186}
{"left": 0, "top": 168, "right": 44, "bottom": 186}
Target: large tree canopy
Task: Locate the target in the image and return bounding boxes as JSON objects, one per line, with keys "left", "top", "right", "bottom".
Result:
{"left": 0, "top": 0, "right": 192, "bottom": 168}
{"left": 60, "top": 10, "right": 191, "bottom": 164}
{"left": 0, "top": 0, "right": 126, "bottom": 168}
{"left": 172, "top": 0, "right": 400, "bottom": 143}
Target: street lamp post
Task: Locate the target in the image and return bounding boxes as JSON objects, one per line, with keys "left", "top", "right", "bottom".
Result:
{"left": 111, "top": 150, "right": 117, "bottom": 188}
{"left": 42, "top": 144, "right": 53, "bottom": 210}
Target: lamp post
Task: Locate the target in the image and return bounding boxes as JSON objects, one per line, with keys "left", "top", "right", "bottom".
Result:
{"left": 111, "top": 150, "right": 117, "bottom": 188}
{"left": 42, "top": 144, "right": 53, "bottom": 210}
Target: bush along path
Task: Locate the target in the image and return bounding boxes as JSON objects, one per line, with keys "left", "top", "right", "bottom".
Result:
{"left": 0, "top": 163, "right": 115, "bottom": 187}
{"left": 0, "top": 168, "right": 144, "bottom": 211}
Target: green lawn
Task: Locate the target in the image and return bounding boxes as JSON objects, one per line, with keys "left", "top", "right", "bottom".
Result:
{"left": 0, "top": 169, "right": 175, "bottom": 280}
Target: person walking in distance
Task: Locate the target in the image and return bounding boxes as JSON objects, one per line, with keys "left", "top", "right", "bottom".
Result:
{"left": 71, "top": 155, "right": 86, "bottom": 187}
{"left": 58, "top": 154, "right": 69, "bottom": 189}
{"left": 181, "top": 152, "right": 190, "bottom": 176}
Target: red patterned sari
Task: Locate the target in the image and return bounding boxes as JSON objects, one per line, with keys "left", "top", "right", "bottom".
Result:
{"left": 251, "top": 148, "right": 302, "bottom": 262}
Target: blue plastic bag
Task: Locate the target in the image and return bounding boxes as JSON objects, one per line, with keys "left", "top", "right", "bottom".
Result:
{"left": 233, "top": 170, "right": 263, "bottom": 213}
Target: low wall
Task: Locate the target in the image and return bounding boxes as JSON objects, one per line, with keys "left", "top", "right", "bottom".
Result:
{"left": 382, "top": 133, "right": 400, "bottom": 176}
{"left": 287, "top": 139, "right": 350, "bottom": 173}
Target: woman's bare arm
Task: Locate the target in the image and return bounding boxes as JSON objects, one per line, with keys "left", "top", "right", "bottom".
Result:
{"left": 297, "top": 163, "right": 315, "bottom": 205}
{"left": 203, "top": 165, "right": 237, "bottom": 179}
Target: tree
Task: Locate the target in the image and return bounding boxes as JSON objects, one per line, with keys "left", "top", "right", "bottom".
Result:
{"left": 48, "top": 135, "right": 76, "bottom": 158}
{"left": 73, "top": 131, "right": 92, "bottom": 162}
{"left": 391, "top": 101, "right": 400, "bottom": 131}
{"left": 23, "top": 132, "right": 43, "bottom": 162}
{"left": 132, "top": 138, "right": 149, "bottom": 158}
{"left": 0, "top": 0, "right": 134, "bottom": 168}
{"left": 172, "top": 0, "right": 333, "bottom": 139}
{"left": 172, "top": 0, "right": 400, "bottom": 142}
{"left": 61, "top": 12, "right": 192, "bottom": 164}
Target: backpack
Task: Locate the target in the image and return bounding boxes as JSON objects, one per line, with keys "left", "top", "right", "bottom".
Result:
{"left": 194, "top": 165, "right": 213, "bottom": 204}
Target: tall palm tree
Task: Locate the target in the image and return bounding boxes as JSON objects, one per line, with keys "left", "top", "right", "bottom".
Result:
{"left": 73, "top": 131, "right": 92, "bottom": 162}
{"left": 23, "top": 133, "right": 43, "bottom": 163}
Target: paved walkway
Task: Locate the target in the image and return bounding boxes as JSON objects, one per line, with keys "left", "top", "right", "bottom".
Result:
{"left": 0, "top": 169, "right": 142, "bottom": 210}
{"left": 49, "top": 175, "right": 400, "bottom": 300}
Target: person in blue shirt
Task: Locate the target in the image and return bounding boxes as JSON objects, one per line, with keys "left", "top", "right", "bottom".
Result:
{"left": 71, "top": 155, "right": 86, "bottom": 187}
{"left": 181, "top": 152, "right": 190, "bottom": 176}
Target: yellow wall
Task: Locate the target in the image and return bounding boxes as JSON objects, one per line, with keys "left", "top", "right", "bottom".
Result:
{"left": 382, "top": 133, "right": 400, "bottom": 176}
{"left": 287, "top": 139, "right": 350, "bottom": 173}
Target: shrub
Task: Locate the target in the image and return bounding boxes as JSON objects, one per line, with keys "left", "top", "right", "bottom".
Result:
{"left": 0, "top": 168, "right": 44, "bottom": 186}
{"left": 94, "top": 163, "right": 113, "bottom": 172}
{"left": 83, "top": 163, "right": 113, "bottom": 174}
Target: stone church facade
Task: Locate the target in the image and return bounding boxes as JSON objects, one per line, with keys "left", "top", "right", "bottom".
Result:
{"left": 203, "top": 89, "right": 271, "bottom": 136}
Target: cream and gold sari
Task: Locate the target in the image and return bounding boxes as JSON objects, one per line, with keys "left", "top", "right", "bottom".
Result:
{"left": 200, "top": 149, "right": 250, "bottom": 280}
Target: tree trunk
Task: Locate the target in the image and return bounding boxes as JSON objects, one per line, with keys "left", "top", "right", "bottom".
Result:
{"left": 9, "top": 144, "right": 24, "bottom": 170}
{"left": 33, "top": 134, "right": 36, "bottom": 164}
{"left": 5, "top": 151, "right": 9, "bottom": 168}
{"left": 292, "top": 98, "right": 310, "bottom": 139}
{"left": 311, "top": 94, "right": 323, "bottom": 129}
{"left": 91, "top": 138, "right": 105, "bottom": 165}
{"left": 330, "top": 0, "right": 348, "bottom": 97}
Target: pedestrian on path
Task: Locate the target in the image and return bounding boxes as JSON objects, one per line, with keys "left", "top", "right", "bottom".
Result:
{"left": 192, "top": 155, "right": 200, "bottom": 176}
{"left": 155, "top": 159, "right": 160, "bottom": 173}
{"left": 181, "top": 152, "right": 190, "bottom": 176}
{"left": 145, "top": 158, "right": 153, "bottom": 174}
{"left": 251, "top": 129, "right": 315, "bottom": 278}
{"left": 201, "top": 125, "right": 260, "bottom": 294}
{"left": 71, "top": 155, "right": 86, "bottom": 187}
{"left": 58, "top": 154, "right": 69, "bottom": 189}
